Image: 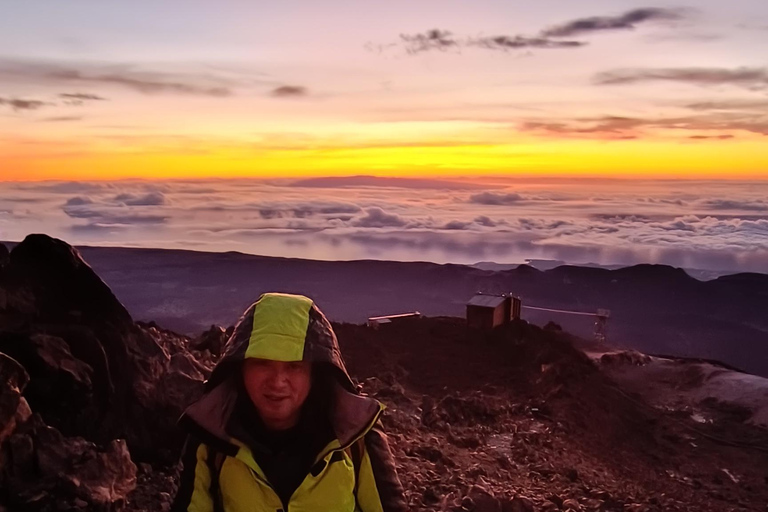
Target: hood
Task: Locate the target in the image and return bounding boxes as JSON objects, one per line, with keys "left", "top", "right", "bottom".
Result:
{"left": 207, "top": 292, "right": 355, "bottom": 392}
{"left": 179, "top": 293, "right": 381, "bottom": 454}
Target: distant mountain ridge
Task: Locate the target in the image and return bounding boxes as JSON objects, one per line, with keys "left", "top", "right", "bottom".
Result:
{"left": 3, "top": 239, "right": 767, "bottom": 377}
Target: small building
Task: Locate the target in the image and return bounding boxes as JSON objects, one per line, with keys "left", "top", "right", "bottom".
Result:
{"left": 466, "top": 293, "right": 522, "bottom": 329}
{"left": 367, "top": 311, "right": 422, "bottom": 329}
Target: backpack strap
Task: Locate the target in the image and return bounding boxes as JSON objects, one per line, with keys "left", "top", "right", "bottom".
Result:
{"left": 345, "top": 437, "right": 366, "bottom": 509}
{"left": 206, "top": 447, "right": 226, "bottom": 512}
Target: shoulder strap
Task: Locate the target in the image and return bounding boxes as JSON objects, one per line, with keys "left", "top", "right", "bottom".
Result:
{"left": 206, "top": 447, "right": 227, "bottom": 512}
{"left": 344, "top": 436, "right": 365, "bottom": 507}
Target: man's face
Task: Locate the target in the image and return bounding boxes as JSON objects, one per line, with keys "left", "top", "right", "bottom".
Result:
{"left": 242, "top": 358, "right": 313, "bottom": 430}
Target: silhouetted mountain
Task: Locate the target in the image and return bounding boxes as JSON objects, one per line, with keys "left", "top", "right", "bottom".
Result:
{"left": 49, "top": 243, "right": 768, "bottom": 377}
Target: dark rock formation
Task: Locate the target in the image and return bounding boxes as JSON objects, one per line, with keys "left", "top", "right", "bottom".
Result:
{"left": 190, "top": 325, "right": 229, "bottom": 357}
{"left": 0, "top": 352, "right": 30, "bottom": 447}
{"left": 0, "top": 243, "right": 9, "bottom": 269}
{"left": 4, "top": 413, "right": 137, "bottom": 512}
{"left": 0, "top": 234, "right": 212, "bottom": 462}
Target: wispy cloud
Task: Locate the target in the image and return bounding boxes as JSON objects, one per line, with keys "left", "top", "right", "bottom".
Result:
{"left": 541, "top": 8, "right": 686, "bottom": 38}
{"left": 40, "top": 115, "right": 84, "bottom": 122}
{"left": 520, "top": 112, "right": 768, "bottom": 138}
{"left": 289, "top": 176, "right": 484, "bottom": 190}
{"left": 393, "top": 7, "right": 687, "bottom": 55}
{"left": 398, "top": 29, "right": 583, "bottom": 54}
{"left": 59, "top": 92, "right": 107, "bottom": 105}
{"left": 688, "top": 134, "right": 734, "bottom": 140}
{"left": 469, "top": 36, "right": 585, "bottom": 51}
{"left": 0, "top": 97, "right": 48, "bottom": 111}
{"left": 594, "top": 67, "right": 768, "bottom": 91}
{"left": 399, "top": 30, "right": 460, "bottom": 54}
{"left": 351, "top": 207, "right": 408, "bottom": 228}
{"left": 271, "top": 85, "right": 308, "bottom": 98}
{"left": 0, "top": 59, "right": 235, "bottom": 96}
{"left": 114, "top": 192, "right": 167, "bottom": 206}
{"left": 469, "top": 192, "right": 527, "bottom": 205}
{"left": 685, "top": 100, "right": 768, "bottom": 112}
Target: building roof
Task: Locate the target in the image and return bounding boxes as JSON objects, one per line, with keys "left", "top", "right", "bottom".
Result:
{"left": 467, "top": 294, "right": 507, "bottom": 308}
{"left": 367, "top": 312, "right": 422, "bottom": 321}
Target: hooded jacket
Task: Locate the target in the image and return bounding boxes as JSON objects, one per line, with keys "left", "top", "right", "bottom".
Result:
{"left": 172, "top": 293, "right": 407, "bottom": 512}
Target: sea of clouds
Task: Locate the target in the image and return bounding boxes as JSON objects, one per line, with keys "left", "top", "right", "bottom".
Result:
{"left": 1, "top": 176, "right": 767, "bottom": 274}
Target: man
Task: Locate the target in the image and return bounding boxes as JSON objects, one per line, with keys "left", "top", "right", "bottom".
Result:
{"left": 172, "top": 292, "right": 407, "bottom": 512}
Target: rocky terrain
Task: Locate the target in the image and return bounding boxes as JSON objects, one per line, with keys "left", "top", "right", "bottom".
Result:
{"left": 1, "top": 235, "right": 767, "bottom": 511}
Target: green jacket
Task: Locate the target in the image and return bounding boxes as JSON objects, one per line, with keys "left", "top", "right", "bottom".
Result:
{"left": 172, "top": 293, "right": 407, "bottom": 512}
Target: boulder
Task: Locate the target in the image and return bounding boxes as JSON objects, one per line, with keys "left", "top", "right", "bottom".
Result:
{"left": 0, "top": 235, "right": 209, "bottom": 462}
{"left": 0, "top": 352, "right": 30, "bottom": 446}
{"left": 501, "top": 497, "right": 534, "bottom": 512}
{"left": 0, "top": 243, "right": 8, "bottom": 269}
{"left": 191, "top": 325, "right": 227, "bottom": 357}
{"left": 5, "top": 414, "right": 137, "bottom": 511}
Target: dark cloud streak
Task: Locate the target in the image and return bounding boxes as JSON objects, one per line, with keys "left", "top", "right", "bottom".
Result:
{"left": 271, "top": 85, "right": 307, "bottom": 98}
{"left": 594, "top": 67, "right": 768, "bottom": 91}
{"left": 0, "top": 59, "right": 234, "bottom": 97}
{"left": 470, "top": 36, "right": 585, "bottom": 50}
{"left": 0, "top": 97, "right": 48, "bottom": 111}
{"left": 542, "top": 8, "right": 686, "bottom": 38}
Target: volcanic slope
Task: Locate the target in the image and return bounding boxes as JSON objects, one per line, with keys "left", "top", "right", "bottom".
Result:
{"left": 332, "top": 318, "right": 768, "bottom": 512}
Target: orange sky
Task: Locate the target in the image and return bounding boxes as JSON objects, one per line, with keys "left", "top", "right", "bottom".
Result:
{"left": 4, "top": 134, "right": 768, "bottom": 181}
{"left": 2, "top": 1, "right": 768, "bottom": 181}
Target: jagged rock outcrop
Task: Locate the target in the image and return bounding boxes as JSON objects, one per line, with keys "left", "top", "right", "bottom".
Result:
{"left": 190, "top": 325, "right": 230, "bottom": 357}
{"left": 0, "top": 243, "right": 9, "bottom": 269}
{"left": 0, "top": 352, "right": 31, "bottom": 447}
{"left": 0, "top": 235, "right": 213, "bottom": 462}
{"left": 4, "top": 413, "right": 137, "bottom": 512}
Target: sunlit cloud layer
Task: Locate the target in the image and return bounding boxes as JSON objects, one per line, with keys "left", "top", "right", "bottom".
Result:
{"left": 2, "top": 178, "right": 767, "bottom": 273}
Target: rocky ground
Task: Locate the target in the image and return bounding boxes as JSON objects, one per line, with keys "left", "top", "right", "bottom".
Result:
{"left": 2, "top": 235, "right": 768, "bottom": 512}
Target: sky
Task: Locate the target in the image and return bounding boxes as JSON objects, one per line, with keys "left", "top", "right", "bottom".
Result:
{"left": 1, "top": 0, "right": 768, "bottom": 179}
{"left": 1, "top": 1, "right": 767, "bottom": 273}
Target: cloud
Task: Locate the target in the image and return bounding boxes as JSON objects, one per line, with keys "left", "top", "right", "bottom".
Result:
{"left": 594, "top": 67, "right": 768, "bottom": 91}
{"left": 393, "top": 8, "right": 686, "bottom": 56}
{"left": 351, "top": 207, "right": 408, "bottom": 228}
{"left": 114, "top": 192, "right": 167, "bottom": 206}
{"left": 40, "top": 115, "right": 84, "bottom": 122}
{"left": 541, "top": 8, "right": 686, "bottom": 38}
{"left": 271, "top": 85, "right": 307, "bottom": 98}
{"left": 59, "top": 93, "right": 106, "bottom": 101}
{"left": 5, "top": 178, "right": 768, "bottom": 274}
{"left": 399, "top": 30, "right": 459, "bottom": 54}
{"left": 65, "top": 196, "right": 94, "bottom": 206}
{"left": 469, "top": 192, "right": 526, "bottom": 205}
{"left": 688, "top": 134, "right": 734, "bottom": 140}
{"left": 290, "top": 175, "right": 484, "bottom": 190}
{"left": 59, "top": 92, "right": 107, "bottom": 105}
{"left": 698, "top": 199, "right": 768, "bottom": 212}
{"left": 64, "top": 208, "right": 168, "bottom": 225}
{"left": 70, "top": 223, "right": 127, "bottom": 234}
{"left": 398, "top": 29, "right": 584, "bottom": 54}
{"left": 443, "top": 220, "right": 471, "bottom": 230}
{"left": 7, "top": 181, "right": 115, "bottom": 193}
{"left": 469, "top": 36, "right": 585, "bottom": 50}
{"left": 474, "top": 216, "right": 504, "bottom": 227}
{"left": 685, "top": 100, "right": 768, "bottom": 112}
{"left": 256, "top": 202, "right": 361, "bottom": 219}
{"left": 0, "top": 59, "right": 234, "bottom": 97}
{"left": 521, "top": 113, "right": 768, "bottom": 138}
{"left": 0, "top": 97, "right": 48, "bottom": 111}
{"left": 521, "top": 117, "right": 641, "bottom": 139}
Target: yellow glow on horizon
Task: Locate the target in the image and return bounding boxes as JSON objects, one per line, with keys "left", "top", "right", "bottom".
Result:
{"left": 2, "top": 135, "right": 768, "bottom": 181}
